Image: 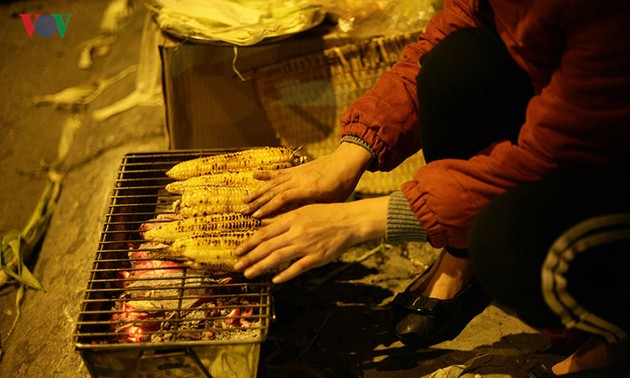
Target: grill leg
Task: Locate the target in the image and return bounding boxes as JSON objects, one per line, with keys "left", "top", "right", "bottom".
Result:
{"left": 134, "top": 348, "right": 212, "bottom": 378}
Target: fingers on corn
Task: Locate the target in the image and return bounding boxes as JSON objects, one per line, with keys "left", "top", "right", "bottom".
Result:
{"left": 145, "top": 213, "right": 261, "bottom": 243}
{"left": 166, "top": 146, "right": 299, "bottom": 180}
{"left": 152, "top": 147, "right": 305, "bottom": 272}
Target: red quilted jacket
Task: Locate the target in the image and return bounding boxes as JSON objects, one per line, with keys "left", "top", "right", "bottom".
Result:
{"left": 340, "top": 0, "right": 630, "bottom": 248}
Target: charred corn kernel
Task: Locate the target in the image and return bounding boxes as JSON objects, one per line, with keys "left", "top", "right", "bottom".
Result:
{"left": 165, "top": 180, "right": 186, "bottom": 195}
{"left": 166, "top": 147, "right": 298, "bottom": 180}
{"left": 144, "top": 213, "right": 261, "bottom": 243}
{"left": 165, "top": 170, "right": 262, "bottom": 194}
{"left": 174, "top": 186, "right": 251, "bottom": 217}
{"left": 166, "top": 231, "right": 255, "bottom": 271}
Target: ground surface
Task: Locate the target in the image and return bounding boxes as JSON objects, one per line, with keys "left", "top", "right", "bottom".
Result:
{"left": 0, "top": 1, "right": 570, "bottom": 377}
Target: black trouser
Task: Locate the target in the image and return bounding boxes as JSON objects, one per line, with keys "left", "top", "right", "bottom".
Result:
{"left": 417, "top": 27, "right": 630, "bottom": 338}
{"left": 417, "top": 26, "right": 533, "bottom": 256}
{"left": 470, "top": 171, "right": 630, "bottom": 339}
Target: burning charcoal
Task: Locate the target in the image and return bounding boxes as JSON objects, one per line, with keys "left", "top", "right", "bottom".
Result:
{"left": 110, "top": 302, "right": 161, "bottom": 343}
{"left": 116, "top": 272, "right": 208, "bottom": 311}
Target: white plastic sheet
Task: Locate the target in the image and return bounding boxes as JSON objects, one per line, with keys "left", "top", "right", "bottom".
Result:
{"left": 147, "top": 0, "right": 325, "bottom": 46}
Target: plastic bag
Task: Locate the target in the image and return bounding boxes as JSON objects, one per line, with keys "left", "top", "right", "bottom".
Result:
{"left": 320, "top": 0, "right": 442, "bottom": 39}
{"left": 146, "top": 0, "right": 325, "bottom": 46}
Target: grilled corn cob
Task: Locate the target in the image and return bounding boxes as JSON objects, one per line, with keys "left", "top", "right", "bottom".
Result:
{"left": 144, "top": 213, "right": 261, "bottom": 243}
{"left": 147, "top": 231, "right": 255, "bottom": 271}
{"left": 165, "top": 170, "right": 262, "bottom": 195}
{"left": 173, "top": 186, "right": 251, "bottom": 217}
{"left": 166, "top": 147, "right": 299, "bottom": 180}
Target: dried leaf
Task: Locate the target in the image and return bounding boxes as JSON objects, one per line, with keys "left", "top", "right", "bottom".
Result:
{"left": 13, "top": 266, "right": 43, "bottom": 292}
{"left": 1, "top": 229, "right": 44, "bottom": 291}
{"left": 1, "top": 229, "right": 21, "bottom": 267}
{"left": 100, "top": 0, "right": 132, "bottom": 34}
{"left": 6, "top": 285, "right": 25, "bottom": 339}
{"left": 93, "top": 15, "right": 162, "bottom": 122}
{"left": 0, "top": 171, "right": 61, "bottom": 291}
{"left": 78, "top": 34, "right": 117, "bottom": 70}
{"left": 31, "top": 84, "right": 100, "bottom": 110}
{"left": 56, "top": 116, "right": 82, "bottom": 164}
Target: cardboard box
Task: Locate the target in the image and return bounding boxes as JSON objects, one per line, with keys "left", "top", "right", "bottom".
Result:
{"left": 158, "top": 24, "right": 340, "bottom": 150}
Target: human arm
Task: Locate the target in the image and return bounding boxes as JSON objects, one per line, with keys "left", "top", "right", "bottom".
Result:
{"left": 235, "top": 189, "right": 431, "bottom": 283}
{"left": 339, "top": 0, "right": 489, "bottom": 171}
{"left": 234, "top": 196, "right": 388, "bottom": 283}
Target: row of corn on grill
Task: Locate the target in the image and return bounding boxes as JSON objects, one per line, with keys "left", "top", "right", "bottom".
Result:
{"left": 144, "top": 147, "right": 303, "bottom": 271}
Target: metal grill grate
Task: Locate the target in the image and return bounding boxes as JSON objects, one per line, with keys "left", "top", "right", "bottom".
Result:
{"left": 74, "top": 150, "right": 272, "bottom": 352}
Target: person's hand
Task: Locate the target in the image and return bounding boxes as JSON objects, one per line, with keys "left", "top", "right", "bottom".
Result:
{"left": 233, "top": 196, "right": 388, "bottom": 283}
{"left": 240, "top": 142, "right": 373, "bottom": 219}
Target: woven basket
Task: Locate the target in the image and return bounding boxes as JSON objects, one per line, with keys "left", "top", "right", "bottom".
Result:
{"left": 253, "top": 32, "right": 426, "bottom": 195}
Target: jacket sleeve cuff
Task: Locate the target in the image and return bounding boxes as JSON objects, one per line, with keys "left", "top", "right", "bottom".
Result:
{"left": 386, "top": 190, "right": 428, "bottom": 243}
{"left": 340, "top": 135, "right": 378, "bottom": 162}
{"left": 339, "top": 135, "right": 378, "bottom": 170}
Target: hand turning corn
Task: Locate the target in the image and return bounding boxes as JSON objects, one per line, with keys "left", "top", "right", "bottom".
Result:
{"left": 146, "top": 146, "right": 305, "bottom": 273}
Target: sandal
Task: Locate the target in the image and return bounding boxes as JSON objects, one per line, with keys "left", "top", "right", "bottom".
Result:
{"left": 391, "top": 252, "right": 490, "bottom": 346}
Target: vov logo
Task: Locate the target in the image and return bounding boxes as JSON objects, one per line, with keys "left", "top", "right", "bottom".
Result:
{"left": 20, "top": 14, "right": 72, "bottom": 38}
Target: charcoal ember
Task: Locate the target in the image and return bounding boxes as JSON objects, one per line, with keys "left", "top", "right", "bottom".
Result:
{"left": 226, "top": 306, "right": 255, "bottom": 327}
{"left": 115, "top": 272, "right": 211, "bottom": 312}
{"left": 219, "top": 298, "right": 256, "bottom": 328}
{"left": 129, "top": 247, "right": 184, "bottom": 272}
{"left": 110, "top": 302, "right": 161, "bottom": 343}
{"left": 110, "top": 216, "right": 263, "bottom": 343}
{"left": 117, "top": 246, "right": 185, "bottom": 286}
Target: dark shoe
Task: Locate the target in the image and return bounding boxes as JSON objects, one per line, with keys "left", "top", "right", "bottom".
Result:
{"left": 528, "top": 363, "right": 556, "bottom": 377}
{"left": 527, "top": 362, "right": 630, "bottom": 378}
{"left": 391, "top": 268, "right": 490, "bottom": 347}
